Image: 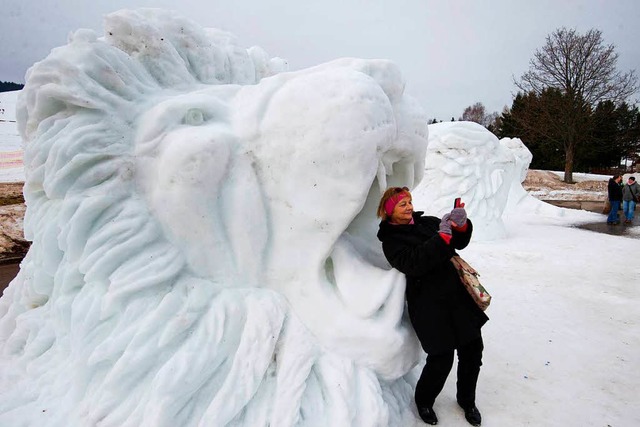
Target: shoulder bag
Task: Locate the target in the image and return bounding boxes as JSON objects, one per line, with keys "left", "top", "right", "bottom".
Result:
{"left": 451, "top": 256, "right": 491, "bottom": 311}
{"left": 625, "top": 184, "right": 640, "bottom": 203}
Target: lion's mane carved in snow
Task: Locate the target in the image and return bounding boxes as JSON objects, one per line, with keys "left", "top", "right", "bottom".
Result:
{"left": 0, "top": 9, "right": 429, "bottom": 426}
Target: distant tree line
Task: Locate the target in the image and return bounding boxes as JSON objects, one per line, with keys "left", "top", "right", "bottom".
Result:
{"left": 0, "top": 81, "right": 24, "bottom": 92}
{"left": 427, "top": 117, "right": 463, "bottom": 124}
{"left": 498, "top": 92, "right": 639, "bottom": 173}
{"left": 459, "top": 95, "right": 640, "bottom": 179}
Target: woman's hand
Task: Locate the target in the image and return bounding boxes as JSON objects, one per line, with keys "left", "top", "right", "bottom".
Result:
{"left": 450, "top": 207, "right": 467, "bottom": 228}
{"left": 439, "top": 213, "right": 452, "bottom": 235}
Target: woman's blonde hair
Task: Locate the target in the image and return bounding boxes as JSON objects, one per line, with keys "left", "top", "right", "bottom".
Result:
{"left": 377, "top": 187, "right": 411, "bottom": 220}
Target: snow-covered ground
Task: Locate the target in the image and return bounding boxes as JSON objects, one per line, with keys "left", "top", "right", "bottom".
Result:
{"left": 463, "top": 202, "right": 639, "bottom": 426}
{"left": 0, "top": 43, "right": 639, "bottom": 427}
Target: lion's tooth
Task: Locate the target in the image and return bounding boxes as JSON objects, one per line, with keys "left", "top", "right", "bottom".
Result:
{"left": 376, "top": 161, "right": 387, "bottom": 193}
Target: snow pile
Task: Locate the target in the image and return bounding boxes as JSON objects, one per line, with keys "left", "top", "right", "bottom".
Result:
{"left": 0, "top": 200, "right": 27, "bottom": 261}
{"left": 0, "top": 9, "right": 429, "bottom": 426}
{"left": 525, "top": 170, "right": 608, "bottom": 201}
{"left": 0, "top": 91, "right": 24, "bottom": 183}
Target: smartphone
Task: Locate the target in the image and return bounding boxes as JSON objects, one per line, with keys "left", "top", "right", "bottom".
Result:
{"left": 453, "top": 198, "right": 462, "bottom": 209}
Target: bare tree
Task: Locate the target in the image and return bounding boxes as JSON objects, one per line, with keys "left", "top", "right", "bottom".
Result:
{"left": 515, "top": 28, "right": 638, "bottom": 182}
{"left": 460, "top": 102, "right": 500, "bottom": 132}
{"left": 461, "top": 102, "right": 486, "bottom": 124}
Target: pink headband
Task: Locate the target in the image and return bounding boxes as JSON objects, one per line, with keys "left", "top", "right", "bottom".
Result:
{"left": 384, "top": 192, "right": 410, "bottom": 216}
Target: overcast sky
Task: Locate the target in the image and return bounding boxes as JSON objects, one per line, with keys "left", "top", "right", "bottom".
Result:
{"left": 2, "top": 0, "right": 639, "bottom": 120}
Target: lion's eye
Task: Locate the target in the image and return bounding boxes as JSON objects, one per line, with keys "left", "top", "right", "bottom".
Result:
{"left": 184, "top": 108, "right": 205, "bottom": 126}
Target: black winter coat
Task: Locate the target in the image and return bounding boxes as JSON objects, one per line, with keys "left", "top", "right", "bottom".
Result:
{"left": 377, "top": 212, "right": 488, "bottom": 355}
{"left": 608, "top": 178, "right": 623, "bottom": 201}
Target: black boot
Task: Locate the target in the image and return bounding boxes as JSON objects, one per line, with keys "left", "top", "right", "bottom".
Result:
{"left": 418, "top": 406, "right": 438, "bottom": 425}
{"left": 459, "top": 403, "right": 481, "bottom": 426}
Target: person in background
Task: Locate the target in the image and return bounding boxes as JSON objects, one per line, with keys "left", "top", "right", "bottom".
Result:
{"left": 607, "top": 175, "right": 623, "bottom": 225}
{"left": 376, "top": 187, "right": 488, "bottom": 426}
{"left": 622, "top": 176, "right": 639, "bottom": 224}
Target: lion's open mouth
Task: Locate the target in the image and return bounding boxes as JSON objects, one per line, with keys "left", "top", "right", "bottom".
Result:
{"left": 307, "top": 154, "right": 425, "bottom": 379}
{"left": 323, "top": 157, "right": 421, "bottom": 322}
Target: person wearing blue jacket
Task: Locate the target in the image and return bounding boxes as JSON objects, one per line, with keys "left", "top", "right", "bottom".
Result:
{"left": 607, "top": 175, "right": 623, "bottom": 225}
{"left": 622, "top": 176, "right": 639, "bottom": 224}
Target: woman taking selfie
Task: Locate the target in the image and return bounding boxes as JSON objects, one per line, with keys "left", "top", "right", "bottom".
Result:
{"left": 376, "top": 187, "right": 488, "bottom": 426}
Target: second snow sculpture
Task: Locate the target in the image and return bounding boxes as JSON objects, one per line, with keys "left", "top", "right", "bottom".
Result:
{"left": 0, "top": 9, "right": 429, "bottom": 427}
{"left": 414, "top": 121, "right": 520, "bottom": 240}
{"left": 500, "top": 136, "right": 534, "bottom": 210}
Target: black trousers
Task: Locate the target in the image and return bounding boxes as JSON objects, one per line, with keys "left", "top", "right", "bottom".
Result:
{"left": 415, "top": 337, "right": 484, "bottom": 409}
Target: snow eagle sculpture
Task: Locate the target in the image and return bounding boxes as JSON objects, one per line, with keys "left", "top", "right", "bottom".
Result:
{"left": 0, "top": 9, "right": 429, "bottom": 427}
{"left": 413, "top": 121, "right": 518, "bottom": 240}
{"left": 500, "top": 137, "right": 534, "bottom": 210}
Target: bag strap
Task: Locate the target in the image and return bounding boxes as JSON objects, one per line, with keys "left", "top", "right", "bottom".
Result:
{"left": 451, "top": 255, "right": 479, "bottom": 276}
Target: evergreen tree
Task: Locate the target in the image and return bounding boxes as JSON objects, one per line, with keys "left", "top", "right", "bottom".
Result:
{"left": 580, "top": 101, "right": 620, "bottom": 169}
{"left": 498, "top": 89, "right": 590, "bottom": 172}
{"left": 500, "top": 93, "right": 640, "bottom": 173}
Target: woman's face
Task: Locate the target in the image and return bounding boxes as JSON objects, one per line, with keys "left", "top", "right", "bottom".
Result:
{"left": 390, "top": 195, "right": 413, "bottom": 224}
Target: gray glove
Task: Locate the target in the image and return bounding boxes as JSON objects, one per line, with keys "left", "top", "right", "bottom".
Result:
{"left": 439, "top": 213, "right": 452, "bottom": 235}
{"left": 449, "top": 207, "right": 467, "bottom": 228}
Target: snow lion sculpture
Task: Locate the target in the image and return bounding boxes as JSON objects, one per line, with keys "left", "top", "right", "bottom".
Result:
{"left": 0, "top": 9, "right": 429, "bottom": 427}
